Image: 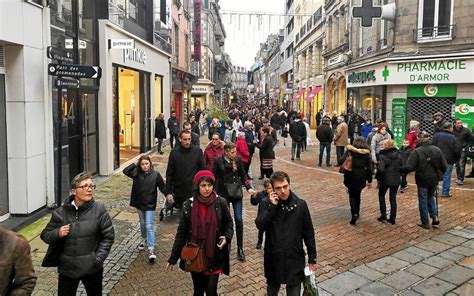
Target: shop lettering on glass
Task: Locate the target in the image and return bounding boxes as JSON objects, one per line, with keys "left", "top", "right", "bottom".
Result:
{"left": 397, "top": 60, "right": 467, "bottom": 83}
{"left": 123, "top": 48, "right": 147, "bottom": 64}
{"left": 348, "top": 70, "right": 376, "bottom": 84}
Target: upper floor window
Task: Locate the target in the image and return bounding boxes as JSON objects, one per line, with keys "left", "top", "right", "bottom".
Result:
{"left": 416, "top": 0, "right": 454, "bottom": 42}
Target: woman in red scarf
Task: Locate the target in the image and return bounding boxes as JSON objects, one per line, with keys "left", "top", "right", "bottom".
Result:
{"left": 166, "top": 170, "right": 234, "bottom": 296}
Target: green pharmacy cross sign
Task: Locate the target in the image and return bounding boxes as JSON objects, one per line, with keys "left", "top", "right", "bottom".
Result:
{"left": 382, "top": 65, "right": 390, "bottom": 82}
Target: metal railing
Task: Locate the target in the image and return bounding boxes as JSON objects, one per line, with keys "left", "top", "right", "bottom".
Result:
{"left": 412, "top": 25, "right": 456, "bottom": 42}
{"left": 153, "top": 33, "right": 172, "bottom": 54}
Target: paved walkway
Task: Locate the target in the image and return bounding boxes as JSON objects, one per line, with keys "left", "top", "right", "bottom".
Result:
{"left": 27, "top": 132, "right": 474, "bottom": 295}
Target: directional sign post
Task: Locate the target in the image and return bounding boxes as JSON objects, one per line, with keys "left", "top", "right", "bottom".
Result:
{"left": 47, "top": 46, "right": 74, "bottom": 63}
{"left": 353, "top": 0, "right": 382, "bottom": 27}
{"left": 48, "top": 63, "right": 102, "bottom": 79}
{"left": 55, "top": 78, "right": 80, "bottom": 89}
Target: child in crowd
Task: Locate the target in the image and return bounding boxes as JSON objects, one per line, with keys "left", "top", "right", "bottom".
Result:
{"left": 250, "top": 180, "right": 273, "bottom": 249}
{"left": 399, "top": 139, "right": 414, "bottom": 193}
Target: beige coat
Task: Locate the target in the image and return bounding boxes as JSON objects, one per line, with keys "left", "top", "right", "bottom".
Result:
{"left": 334, "top": 122, "right": 349, "bottom": 147}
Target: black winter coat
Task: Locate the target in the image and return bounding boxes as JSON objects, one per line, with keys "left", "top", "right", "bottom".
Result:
{"left": 167, "top": 196, "right": 234, "bottom": 275}
{"left": 453, "top": 126, "right": 472, "bottom": 148}
{"left": 191, "top": 121, "right": 200, "bottom": 135}
{"left": 289, "top": 120, "right": 307, "bottom": 143}
{"left": 432, "top": 131, "right": 461, "bottom": 164}
{"left": 255, "top": 192, "right": 317, "bottom": 285}
{"left": 316, "top": 124, "right": 334, "bottom": 144}
{"left": 341, "top": 145, "right": 373, "bottom": 189}
{"left": 208, "top": 125, "right": 221, "bottom": 141}
{"left": 166, "top": 145, "right": 206, "bottom": 199}
{"left": 399, "top": 146, "right": 413, "bottom": 167}
{"left": 270, "top": 114, "right": 281, "bottom": 130}
{"left": 212, "top": 156, "right": 251, "bottom": 199}
{"left": 167, "top": 117, "right": 181, "bottom": 135}
{"left": 155, "top": 118, "right": 166, "bottom": 139}
{"left": 250, "top": 190, "right": 268, "bottom": 206}
{"left": 40, "top": 198, "right": 114, "bottom": 279}
{"left": 256, "top": 136, "right": 274, "bottom": 159}
{"left": 123, "top": 163, "right": 167, "bottom": 211}
{"left": 404, "top": 143, "right": 448, "bottom": 188}
{"left": 378, "top": 148, "right": 402, "bottom": 187}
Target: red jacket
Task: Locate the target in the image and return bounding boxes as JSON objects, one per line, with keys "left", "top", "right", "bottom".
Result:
{"left": 204, "top": 144, "right": 224, "bottom": 171}
{"left": 407, "top": 129, "right": 419, "bottom": 149}
{"left": 236, "top": 138, "right": 250, "bottom": 164}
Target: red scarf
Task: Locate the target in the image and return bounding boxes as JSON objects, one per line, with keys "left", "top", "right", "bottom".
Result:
{"left": 191, "top": 192, "right": 218, "bottom": 259}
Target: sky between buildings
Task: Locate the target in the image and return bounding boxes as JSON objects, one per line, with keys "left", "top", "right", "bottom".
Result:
{"left": 219, "top": 0, "right": 285, "bottom": 68}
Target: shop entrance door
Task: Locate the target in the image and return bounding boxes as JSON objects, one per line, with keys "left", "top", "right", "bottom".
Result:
{"left": 0, "top": 74, "right": 8, "bottom": 217}
{"left": 407, "top": 97, "right": 456, "bottom": 136}
{"left": 139, "top": 72, "right": 151, "bottom": 152}
{"left": 80, "top": 91, "right": 98, "bottom": 174}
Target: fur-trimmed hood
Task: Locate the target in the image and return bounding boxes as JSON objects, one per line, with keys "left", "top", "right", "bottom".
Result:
{"left": 347, "top": 144, "right": 370, "bottom": 155}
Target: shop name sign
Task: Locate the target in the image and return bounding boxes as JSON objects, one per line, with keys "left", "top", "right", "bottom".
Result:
{"left": 348, "top": 70, "right": 376, "bottom": 84}
{"left": 397, "top": 60, "right": 467, "bottom": 83}
{"left": 123, "top": 48, "right": 147, "bottom": 65}
{"left": 192, "top": 86, "right": 207, "bottom": 92}
{"left": 109, "top": 39, "right": 135, "bottom": 49}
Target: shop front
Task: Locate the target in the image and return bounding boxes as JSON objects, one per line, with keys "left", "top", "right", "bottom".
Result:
{"left": 191, "top": 84, "right": 214, "bottom": 112}
{"left": 172, "top": 68, "right": 196, "bottom": 122}
{"left": 98, "top": 21, "right": 171, "bottom": 175}
{"left": 325, "top": 70, "right": 346, "bottom": 116}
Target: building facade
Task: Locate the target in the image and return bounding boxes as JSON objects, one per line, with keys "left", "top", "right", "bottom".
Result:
{"left": 279, "top": 0, "right": 296, "bottom": 109}
{"left": 347, "top": 0, "right": 474, "bottom": 146}
{"left": 231, "top": 65, "right": 248, "bottom": 97}
{"left": 293, "top": 0, "right": 324, "bottom": 127}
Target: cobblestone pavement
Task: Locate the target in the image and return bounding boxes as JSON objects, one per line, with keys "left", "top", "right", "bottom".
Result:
{"left": 28, "top": 133, "right": 474, "bottom": 295}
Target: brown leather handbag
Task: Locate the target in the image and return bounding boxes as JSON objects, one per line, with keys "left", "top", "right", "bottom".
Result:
{"left": 180, "top": 243, "right": 207, "bottom": 272}
{"left": 339, "top": 154, "right": 353, "bottom": 174}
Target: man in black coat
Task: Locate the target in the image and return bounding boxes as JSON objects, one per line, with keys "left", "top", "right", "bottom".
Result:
{"left": 189, "top": 114, "right": 201, "bottom": 135}
{"left": 182, "top": 122, "right": 200, "bottom": 147}
{"left": 453, "top": 118, "right": 472, "bottom": 185}
{"left": 404, "top": 131, "right": 448, "bottom": 229}
{"left": 432, "top": 122, "right": 461, "bottom": 197}
{"left": 316, "top": 117, "right": 334, "bottom": 166}
{"left": 154, "top": 113, "right": 166, "bottom": 154}
{"left": 289, "top": 114, "right": 307, "bottom": 160}
{"left": 167, "top": 111, "right": 180, "bottom": 149}
{"left": 256, "top": 171, "right": 317, "bottom": 296}
{"left": 165, "top": 130, "right": 206, "bottom": 208}
{"left": 433, "top": 112, "right": 447, "bottom": 134}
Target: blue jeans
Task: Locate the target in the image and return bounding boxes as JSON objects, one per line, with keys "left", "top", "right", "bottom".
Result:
{"left": 227, "top": 199, "right": 243, "bottom": 248}
{"left": 319, "top": 143, "right": 331, "bottom": 165}
{"left": 442, "top": 164, "right": 454, "bottom": 195}
{"left": 417, "top": 186, "right": 438, "bottom": 225}
{"left": 336, "top": 146, "right": 345, "bottom": 165}
{"left": 138, "top": 210, "right": 156, "bottom": 250}
{"left": 455, "top": 150, "right": 467, "bottom": 181}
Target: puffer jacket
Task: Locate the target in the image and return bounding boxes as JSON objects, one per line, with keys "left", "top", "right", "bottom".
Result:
{"left": 371, "top": 132, "right": 391, "bottom": 162}
{"left": 0, "top": 227, "right": 36, "bottom": 296}
{"left": 40, "top": 197, "right": 115, "bottom": 279}
{"left": 341, "top": 145, "right": 373, "bottom": 189}
{"left": 378, "top": 148, "right": 402, "bottom": 187}
{"left": 123, "top": 163, "right": 167, "bottom": 211}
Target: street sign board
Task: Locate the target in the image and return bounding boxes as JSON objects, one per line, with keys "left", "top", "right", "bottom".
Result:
{"left": 55, "top": 78, "right": 80, "bottom": 89}
{"left": 353, "top": 0, "right": 382, "bottom": 27}
{"left": 392, "top": 98, "right": 407, "bottom": 147}
{"left": 109, "top": 39, "right": 135, "bottom": 49}
{"left": 47, "top": 46, "right": 74, "bottom": 63}
{"left": 48, "top": 63, "right": 102, "bottom": 79}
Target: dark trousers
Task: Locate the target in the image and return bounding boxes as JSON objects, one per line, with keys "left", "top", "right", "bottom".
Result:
{"left": 243, "top": 160, "right": 251, "bottom": 177}
{"left": 257, "top": 229, "right": 264, "bottom": 243}
{"left": 336, "top": 146, "right": 345, "bottom": 164}
{"left": 302, "top": 138, "right": 307, "bottom": 151}
{"left": 378, "top": 184, "right": 398, "bottom": 220}
{"left": 319, "top": 143, "right": 331, "bottom": 165}
{"left": 191, "top": 272, "right": 219, "bottom": 296}
{"left": 291, "top": 140, "right": 303, "bottom": 159}
{"left": 169, "top": 134, "right": 179, "bottom": 148}
{"left": 401, "top": 173, "right": 408, "bottom": 188}
{"left": 267, "top": 281, "right": 301, "bottom": 296}
{"left": 157, "top": 138, "right": 164, "bottom": 152}
{"left": 58, "top": 269, "right": 103, "bottom": 296}
{"left": 348, "top": 187, "right": 363, "bottom": 216}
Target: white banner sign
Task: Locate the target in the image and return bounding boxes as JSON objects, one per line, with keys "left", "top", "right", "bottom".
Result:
{"left": 109, "top": 39, "right": 135, "bottom": 49}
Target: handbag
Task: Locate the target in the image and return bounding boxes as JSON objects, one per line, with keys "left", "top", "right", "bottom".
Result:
{"left": 225, "top": 182, "right": 243, "bottom": 201}
{"left": 339, "top": 154, "right": 353, "bottom": 174}
{"left": 42, "top": 241, "right": 63, "bottom": 267}
{"left": 180, "top": 243, "right": 207, "bottom": 273}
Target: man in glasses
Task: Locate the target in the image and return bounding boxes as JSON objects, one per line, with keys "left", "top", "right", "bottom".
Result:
{"left": 41, "top": 172, "right": 115, "bottom": 296}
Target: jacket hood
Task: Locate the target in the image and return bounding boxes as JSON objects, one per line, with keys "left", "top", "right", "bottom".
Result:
{"left": 380, "top": 148, "right": 399, "bottom": 159}
{"left": 347, "top": 144, "right": 370, "bottom": 155}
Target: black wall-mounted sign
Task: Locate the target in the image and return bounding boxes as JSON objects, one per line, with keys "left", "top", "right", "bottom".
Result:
{"left": 48, "top": 63, "right": 102, "bottom": 79}
{"left": 55, "top": 78, "right": 80, "bottom": 89}
{"left": 47, "top": 46, "right": 74, "bottom": 63}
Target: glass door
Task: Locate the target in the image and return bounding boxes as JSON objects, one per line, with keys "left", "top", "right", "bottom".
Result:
{"left": 80, "top": 91, "right": 98, "bottom": 174}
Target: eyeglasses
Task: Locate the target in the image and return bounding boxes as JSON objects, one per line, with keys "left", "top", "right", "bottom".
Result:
{"left": 76, "top": 184, "right": 96, "bottom": 190}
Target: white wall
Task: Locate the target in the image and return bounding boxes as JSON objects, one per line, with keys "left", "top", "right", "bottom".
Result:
{"left": 1, "top": 1, "right": 53, "bottom": 214}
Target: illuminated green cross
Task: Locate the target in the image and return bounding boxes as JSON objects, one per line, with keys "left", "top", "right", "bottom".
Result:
{"left": 382, "top": 65, "right": 390, "bottom": 82}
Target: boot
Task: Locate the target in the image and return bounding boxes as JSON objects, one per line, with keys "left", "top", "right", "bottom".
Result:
{"left": 350, "top": 214, "right": 359, "bottom": 225}
{"left": 237, "top": 248, "right": 246, "bottom": 261}
{"left": 377, "top": 216, "right": 387, "bottom": 222}
{"left": 256, "top": 240, "right": 262, "bottom": 250}
{"left": 431, "top": 216, "right": 440, "bottom": 227}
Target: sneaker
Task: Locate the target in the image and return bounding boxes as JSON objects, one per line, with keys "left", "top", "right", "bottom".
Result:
{"left": 148, "top": 251, "right": 156, "bottom": 263}
{"left": 441, "top": 193, "right": 452, "bottom": 198}
{"left": 138, "top": 240, "right": 146, "bottom": 250}
{"left": 377, "top": 216, "right": 387, "bottom": 222}
{"left": 417, "top": 223, "right": 431, "bottom": 229}
{"left": 432, "top": 217, "right": 440, "bottom": 227}
{"left": 456, "top": 179, "right": 463, "bottom": 185}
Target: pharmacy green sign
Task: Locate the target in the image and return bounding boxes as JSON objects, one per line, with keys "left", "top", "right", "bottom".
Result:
{"left": 455, "top": 98, "right": 474, "bottom": 130}
{"left": 392, "top": 98, "right": 407, "bottom": 147}
{"left": 407, "top": 84, "right": 457, "bottom": 98}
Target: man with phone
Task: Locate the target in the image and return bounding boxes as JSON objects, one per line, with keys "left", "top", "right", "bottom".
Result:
{"left": 255, "top": 171, "right": 317, "bottom": 296}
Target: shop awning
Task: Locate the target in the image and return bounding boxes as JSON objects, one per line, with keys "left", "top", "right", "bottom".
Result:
{"left": 306, "top": 86, "right": 322, "bottom": 101}
{"left": 293, "top": 88, "right": 305, "bottom": 102}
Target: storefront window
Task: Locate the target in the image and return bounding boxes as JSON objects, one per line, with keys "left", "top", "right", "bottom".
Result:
{"left": 50, "top": 0, "right": 74, "bottom": 36}
{"left": 79, "top": 0, "right": 95, "bottom": 41}
{"left": 155, "top": 75, "right": 163, "bottom": 117}
{"left": 348, "top": 86, "right": 384, "bottom": 122}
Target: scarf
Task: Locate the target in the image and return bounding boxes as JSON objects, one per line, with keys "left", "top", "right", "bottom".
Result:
{"left": 191, "top": 192, "right": 218, "bottom": 259}
{"left": 279, "top": 193, "right": 298, "bottom": 214}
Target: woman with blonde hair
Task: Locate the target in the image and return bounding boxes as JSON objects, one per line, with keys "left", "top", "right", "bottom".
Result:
{"left": 377, "top": 139, "right": 402, "bottom": 224}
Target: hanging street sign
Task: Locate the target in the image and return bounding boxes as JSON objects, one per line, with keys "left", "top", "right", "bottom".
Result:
{"left": 353, "top": 0, "right": 382, "bottom": 27}
{"left": 55, "top": 78, "right": 80, "bottom": 89}
{"left": 48, "top": 63, "right": 102, "bottom": 79}
{"left": 47, "top": 46, "right": 74, "bottom": 63}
